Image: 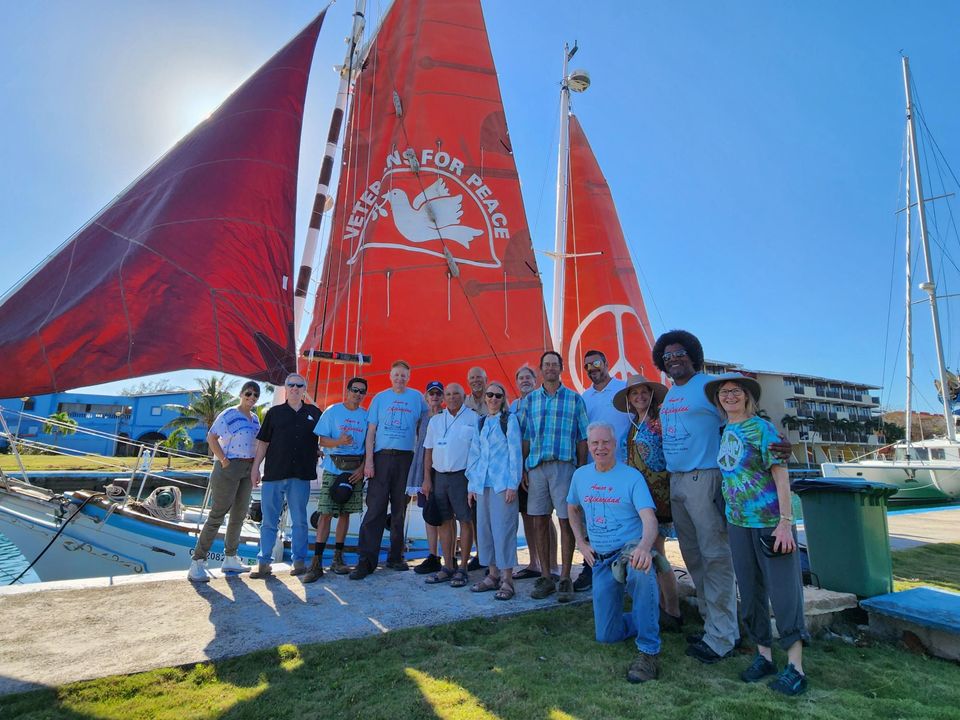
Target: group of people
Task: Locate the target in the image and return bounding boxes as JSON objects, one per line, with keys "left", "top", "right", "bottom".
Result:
{"left": 186, "top": 329, "right": 809, "bottom": 695}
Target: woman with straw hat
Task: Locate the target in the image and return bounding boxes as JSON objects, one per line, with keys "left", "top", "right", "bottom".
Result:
{"left": 613, "top": 374, "right": 683, "bottom": 632}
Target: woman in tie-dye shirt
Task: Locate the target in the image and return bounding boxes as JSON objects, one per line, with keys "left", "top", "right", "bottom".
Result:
{"left": 707, "top": 373, "right": 810, "bottom": 697}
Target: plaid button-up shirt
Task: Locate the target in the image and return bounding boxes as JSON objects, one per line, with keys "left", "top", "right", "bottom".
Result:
{"left": 518, "top": 384, "right": 589, "bottom": 469}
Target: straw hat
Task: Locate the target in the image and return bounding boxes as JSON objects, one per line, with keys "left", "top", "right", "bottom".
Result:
{"left": 613, "top": 374, "right": 668, "bottom": 413}
{"left": 703, "top": 372, "right": 762, "bottom": 404}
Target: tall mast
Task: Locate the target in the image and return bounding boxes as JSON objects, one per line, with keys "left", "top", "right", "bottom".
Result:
{"left": 550, "top": 43, "right": 575, "bottom": 351}
{"left": 294, "top": 0, "right": 367, "bottom": 341}
{"left": 904, "top": 130, "right": 913, "bottom": 452}
{"left": 902, "top": 56, "right": 957, "bottom": 441}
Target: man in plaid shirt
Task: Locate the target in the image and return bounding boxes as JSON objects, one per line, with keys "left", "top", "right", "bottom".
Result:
{"left": 518, "top": 350, "right": 589, "bottom": 602}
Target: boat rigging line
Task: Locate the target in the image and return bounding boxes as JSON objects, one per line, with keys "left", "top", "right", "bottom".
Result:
{"left": 6, "top": 493, "right": 97, "bottom": 585}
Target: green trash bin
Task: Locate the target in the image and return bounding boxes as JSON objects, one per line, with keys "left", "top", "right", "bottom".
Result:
{"left": 792, "top": 477, "right": 898, "bottom": 597}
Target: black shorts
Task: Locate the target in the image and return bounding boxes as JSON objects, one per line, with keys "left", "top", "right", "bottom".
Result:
{"left": 434, "top": 470, "right": 471, "bottom": 522}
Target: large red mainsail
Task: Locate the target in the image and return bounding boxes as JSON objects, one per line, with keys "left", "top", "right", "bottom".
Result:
{"left": 0, "top": 12, "right": 327, "bottom": 398}
{"left": 560, "top": 114, "right": 657, "bottom": 392}
{"left": 302, "top": 0, "right": 550, "bottom": 406}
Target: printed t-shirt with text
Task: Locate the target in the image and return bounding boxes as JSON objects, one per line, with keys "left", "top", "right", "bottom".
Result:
{"left": 660, "top": 372, "right": 723, "bottom": 473}
{"left": 717, "top": 415, "right": 783, "bottom": 528}
{"left": 368, "top": 388, "right": 428, "bottom": 452}
{"left": 566, "top": 462, "right": 654, "bottom": 553}
{"left": 314, "top": 403, "right": 368, "bottom": 475}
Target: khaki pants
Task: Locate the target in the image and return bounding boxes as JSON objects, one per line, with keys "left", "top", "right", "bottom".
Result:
{"left": 192, "top": 459, "right": 254, "bottom": 560}
{"left": 670, "top": 468, "right": 739, "bottom": 655}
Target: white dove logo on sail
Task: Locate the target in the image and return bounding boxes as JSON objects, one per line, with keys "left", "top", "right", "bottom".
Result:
{"left": 380, "top": 178, "right": 484, "bottom": 248}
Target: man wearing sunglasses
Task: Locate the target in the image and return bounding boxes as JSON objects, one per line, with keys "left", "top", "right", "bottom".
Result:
{"left": 250, "top": 373, "right": 321, "bottom": 579}
{"left": 303, "top": 377, "right": 369, "bottom": 582}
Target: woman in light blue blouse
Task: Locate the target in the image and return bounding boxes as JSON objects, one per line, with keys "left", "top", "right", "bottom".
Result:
{"left": 467, "top": 381, "right": 523, "bottom": 600}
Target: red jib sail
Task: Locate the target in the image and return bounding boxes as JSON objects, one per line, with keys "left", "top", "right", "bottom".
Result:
{"left": 561, "top": 114, "right": 657, "bottom": 392}
{"left": 0, "top": 12, "right": 328, "bottom": 398}
{"left": 302, "top": 0, "right": 550, "bottom": 406}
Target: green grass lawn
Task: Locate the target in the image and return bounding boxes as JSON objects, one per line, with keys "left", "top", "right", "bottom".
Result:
{"left": 2, "top": 545, "right": 959, "bottom": 720}
{"left": 893, "top": 542, "right": 960, "bottom": 592}
{"left": 0, "top": 454, "right": 210, "bottom": 473}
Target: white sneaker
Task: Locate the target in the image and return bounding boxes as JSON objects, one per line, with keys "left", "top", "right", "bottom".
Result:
{"left": 221, "top": 555, "right": 250, "bottom": 573}
{"left": 187, "top": 559, "right": 211, "bottom": 582}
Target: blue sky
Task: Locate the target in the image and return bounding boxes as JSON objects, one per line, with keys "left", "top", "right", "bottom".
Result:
{"left": 2, "top": 1, "right": 959, "bottom": 411}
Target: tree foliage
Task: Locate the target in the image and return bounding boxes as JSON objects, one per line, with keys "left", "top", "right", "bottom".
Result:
{"left": 121, "top": 379, "right": 183, "bottom": 396}
{"left": 42, "top": 411, "right": 78, "bottom": 442}
{"left": 164, "top": 376, "right": 237, "bottom": 434}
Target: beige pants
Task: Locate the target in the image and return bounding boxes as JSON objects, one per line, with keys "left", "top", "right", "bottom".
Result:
{"left": 192, "top": 459, "right": 254, "bottom": 560}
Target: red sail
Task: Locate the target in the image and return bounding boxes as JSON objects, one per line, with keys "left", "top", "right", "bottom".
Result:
{"left": 0, "top": 12, "right": 327, "bottom": 397}
{"left": 303, "top": 0, "right": 550, "bottom": 406}
{"left": 561, "top": 114, "right": 657, "bottom": 392}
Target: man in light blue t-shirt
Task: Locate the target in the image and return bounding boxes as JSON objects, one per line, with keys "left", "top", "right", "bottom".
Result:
{"left": 567, "top": 421, "right": 661, "bottom": 684}
{"left": 351, "top": 360, "right": 428, "bottom": 580}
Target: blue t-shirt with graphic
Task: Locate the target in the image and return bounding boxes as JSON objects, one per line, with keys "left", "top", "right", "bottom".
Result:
{"left": 314, "top": 403, "right": 368, "bottom": 474}
{"left": 717, "top": 415, "right": 783, "bottom": 528}
{"left": 368, "top": 388, "right": 429, "bottom": 452}
{"left": 566, "top": 462, "right": 655, "bottom": 553}
{"left": 661, "top": 373, "right": 723, "bottom": 473}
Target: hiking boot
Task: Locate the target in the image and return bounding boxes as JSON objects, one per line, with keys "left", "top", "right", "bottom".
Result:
{"left": 385, "top": 559, "right": 410, "bottom": 571}
{"left": 221, "top": 555, "right": 249, "bottom": 573}
{"left": 685, "top": 639, "right": 733, "bottom": 665}
{"left": 249, "top": 563, "right": 272, "bottom": 579}
{"left": 187, "top": 559, "right": 211, "bottom": 583}
{"left": 740, "top": 654, "right": 778, "bottom": 683}
{"left": 626, "top": 652, "right": 660, "bottom": 684}
{"left": 414, "top": 554, "right": 442, "bottom": 575}
{"left": 330, "top": 550, "right": 350, "bottom": 575}
{"left": 531, "top": 576, "right": 556, "bottom": 600}
{"left": 349, "top": 561, "right": 373, "bottom": 581}
{"left": 301, "top": 556, "right": 324, "bottom": 584}
{"left": 573, "top": 563, "right": 592, "bottom": 592}
{"left": 290, "top": 559, "right": 307, "bottom": 576}
{"left": 659, "top": 608, "right": 683, "bottom": 633}
{"left": 557, "top": 576, "right": 575, "bottom": 603}
{"left": 768, "top": 663, "right": 808, "bottom": 696}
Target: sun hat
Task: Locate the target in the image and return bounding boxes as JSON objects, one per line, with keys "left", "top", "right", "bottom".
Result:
{"left": 703, "top": 372, "right": 762, "bottom": 405}
{"left": 328, "top": 474, "right": 355, "bottom": 505}
{"left": 612, "top": 374, "right": 668, "bottom": 413}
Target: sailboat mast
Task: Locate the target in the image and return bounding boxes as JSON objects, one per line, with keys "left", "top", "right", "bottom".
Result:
{"left": 904, "top": 132, "right": 914, "bottom": 452}
{"left": 902, "top": 56, "right": 957, "bottom": 441}
{"left": 551, "top": 43, "right": 574, "bottom": 351}
{"left": 294, "top": 0, "right": 367, "bottom": 341}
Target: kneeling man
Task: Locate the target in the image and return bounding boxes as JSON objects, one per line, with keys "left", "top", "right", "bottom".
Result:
{"left": 567, "top": 421, "right": 661, "bottom": 683}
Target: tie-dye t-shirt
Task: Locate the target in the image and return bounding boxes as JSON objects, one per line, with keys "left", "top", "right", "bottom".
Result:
{"left": 717, "top": 415, "right": 783, "bottom": 528}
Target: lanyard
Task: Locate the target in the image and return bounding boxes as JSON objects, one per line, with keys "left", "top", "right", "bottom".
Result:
{"left": 442, "top": 408, "right": 466, "bottom": 439}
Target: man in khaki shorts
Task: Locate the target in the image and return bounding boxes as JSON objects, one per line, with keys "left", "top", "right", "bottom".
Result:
{"left": 518, "top": 351, "right": 589, "bottom": 602}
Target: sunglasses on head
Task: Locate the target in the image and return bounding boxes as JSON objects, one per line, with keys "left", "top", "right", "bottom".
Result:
{"left": 662, "top": 349, "right": 688, "bottom": 361}
{"left": 485, "top": 391, "right": 504, "bottom": 399}
{"left": 242, "top": 391, "right": 259, "bottom": 398}
{"left": 286, "top": 382, "right": 306, "bottom": 388}
{"left": 348, "top": 386, "right": 367, "bottom": 395}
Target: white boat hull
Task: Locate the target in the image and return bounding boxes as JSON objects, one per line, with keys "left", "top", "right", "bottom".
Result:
{"left": 821, "top": 461, "right": 960, "bottom": 503}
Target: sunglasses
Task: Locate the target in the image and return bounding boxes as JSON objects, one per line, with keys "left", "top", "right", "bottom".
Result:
{"left": 242, "top": 391, "right": 259, "bottom": 398}
{"left": 662, "top": 349, "right": 688, "bottom": 361}
{"left": 485, "top": 391, "right": 504, "bottom": 399}
{"left": 286, "top": 382, "right": 306, "bottom": 389}
{"left": 348, "top": 386, "right": 367, "bottom": 395}
{"left": 584, "top": 359, "right": 604, "bottom": 370}
{"left": 427, "top": 390, "right": 443, "bottom": 397}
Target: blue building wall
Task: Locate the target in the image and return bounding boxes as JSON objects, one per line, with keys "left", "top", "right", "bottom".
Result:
{"left": 0, "top": 391, "right": 210, "bottom": 456}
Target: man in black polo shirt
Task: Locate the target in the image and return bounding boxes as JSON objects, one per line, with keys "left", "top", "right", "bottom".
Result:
{"left": 250, "top": 372, "right": 321, "bottom": 578}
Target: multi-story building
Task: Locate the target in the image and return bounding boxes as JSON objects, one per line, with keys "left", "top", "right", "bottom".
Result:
{"left": 0, "top": 391, "right": 209, "bottom": 457}
{"left": 704, "top": 360, "right": 882, "bottom": 465}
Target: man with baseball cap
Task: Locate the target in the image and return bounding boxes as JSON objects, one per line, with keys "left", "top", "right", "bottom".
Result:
{"left": 408, "top": 380, "right": 446, "bottom": 575}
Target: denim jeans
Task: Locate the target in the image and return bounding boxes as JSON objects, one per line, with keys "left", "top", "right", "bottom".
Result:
{"left": 592, "top": 551, "right": 661, "bottom": 655}
{"left": 257, "top": 478, "right": 311, "bottom": 564}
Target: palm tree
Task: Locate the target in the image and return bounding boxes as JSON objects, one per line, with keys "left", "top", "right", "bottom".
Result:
{"left": 164, "top": 375, "right": 237, "bottom": 434}
{"left": 159, "top": 427, "right": 194, "bottom": 468}
{"left": 780, "top": 415, "right": 799, "bottom": 432}
{"left": 42, "top": 411, "right": 78, "bottom": 445}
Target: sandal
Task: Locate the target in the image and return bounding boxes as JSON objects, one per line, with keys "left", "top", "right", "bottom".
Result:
{"left": 425, "top": 567, "right": 456, "bottom": 584}
{"left": 494, "top": 581, "right": 515, "bottom": 601}
{"left": 513, "top": 568, "right": 540, "bottom": 580}
{"left": 449, "top": 569, "right": 469, "bottom": 588}
{"left": 470, "top": 575, "right": 500, "bottom": 593}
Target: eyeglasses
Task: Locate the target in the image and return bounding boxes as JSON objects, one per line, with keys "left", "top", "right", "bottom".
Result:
{"left": 286, "top": 382, "right": 306, "bottom": 389}
{"left": 584, "top": 359, "right": 604, "bottom": 370}
{"left": 427, "top": 390, "right": 443, "bottom": 397}
{"left": 662, "top": 350, "right": 688, "bottom": 361}
{"left": 718, "top": 388, "right": 744, "bottom": 398}
{"left": 485, "top": 391, "right": 504, "bottom": 399}
{"left": 348, "top": 386, "right": 367, "bottom": 395}
{"left": 242, "top": 391, "right": 259, "bottom": 398}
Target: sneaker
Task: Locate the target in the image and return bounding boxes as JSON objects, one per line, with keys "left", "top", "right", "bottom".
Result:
{"left": 768, "top": 663, "right": 808, "bottom": 696}
{"left": 414, "top": 554, "right": 442, "bottom": 575}
{"left": 685, "top": 639, "right": 733, "bottom": 665}
{"left": 221, "top": 555, "right": 250, "bottom": 573}
{"left": 290, "top": 559, "right": 307, "bottom": 576}
{"left": 530, "top": 576, "right": 556, "bottom": 600}
{"left": 740, "top": 654, "right": 778, "bottom": 683}
{"left": 349, "top": 561, "right": 373, "bottom": 581}
{"left": 573, "top": 564, "right": 592, "bottom": 592}
{"left": 385, "top": 559, "right": 410, "bottom": 571}
{"left": 626, "top": 652, "right": 660, "bottom": 684}
{"left": 659, "top": 608, "right": 683, "bottom": 633}
{"left": 557, "top": 576, "right": 575, "bottom": 603}
{"left": 187, "top": 559, "right": 210, "bottom": 583}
